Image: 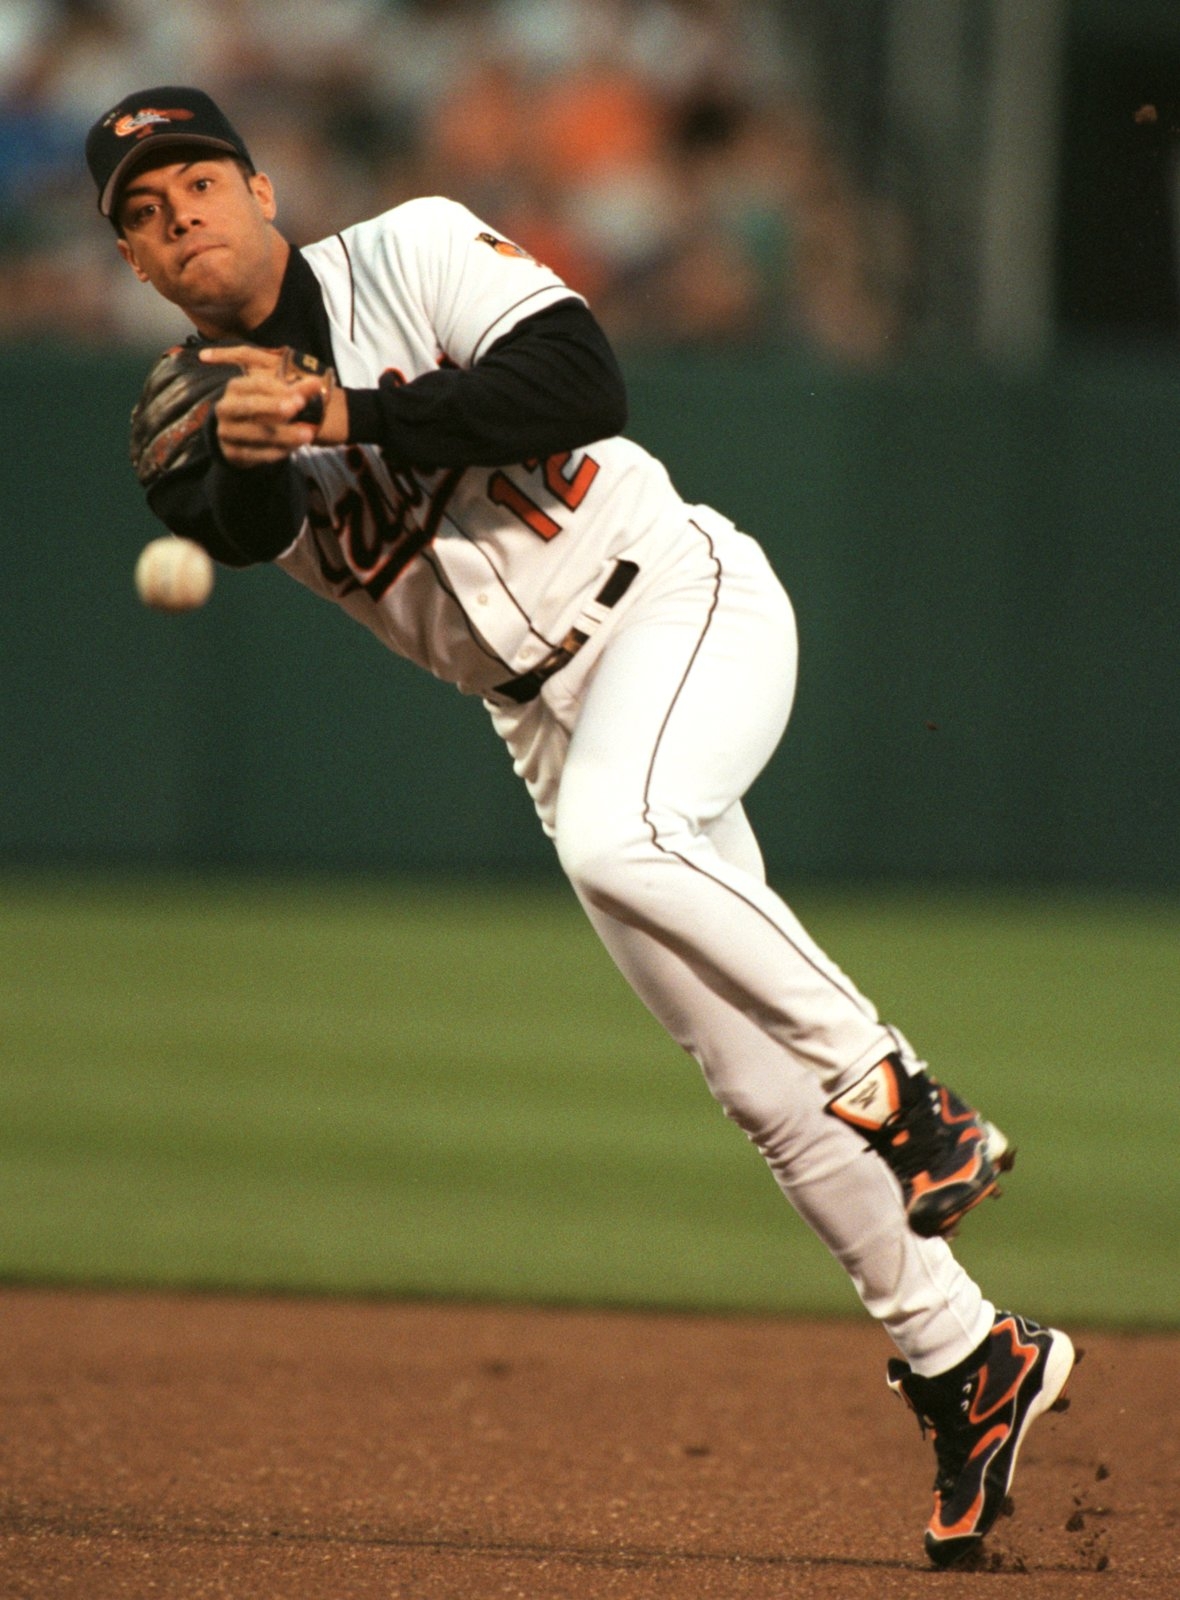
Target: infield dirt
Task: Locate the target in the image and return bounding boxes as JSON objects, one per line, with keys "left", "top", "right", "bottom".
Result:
{"left": 1, "top": 1288, "right": 1175, "bottom": 1598}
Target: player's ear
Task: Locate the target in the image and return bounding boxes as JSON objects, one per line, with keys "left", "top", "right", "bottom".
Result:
{"left": 248, "top": 170, "right": 277, "bottom": 221}
{"left": 117, "top": 236, "right": 150, "bottom": 284}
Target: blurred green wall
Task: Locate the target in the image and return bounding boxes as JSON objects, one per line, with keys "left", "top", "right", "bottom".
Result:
{"left": 2, "top": 347, "right": 1175, "bottom": 886}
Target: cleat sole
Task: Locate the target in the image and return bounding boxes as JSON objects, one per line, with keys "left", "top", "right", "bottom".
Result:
{"left": 1048, "top": 1344, "right": 1084, "bottom": 1414}
{"left": 984, "top": 1122, "right": 1013, "bottom": 1168}
{"left": 910, "top": 1120, "right": 1015, "bottom": 1239}
{"left": 914, "top": 1176, "right": 1002, "bottom": 1239}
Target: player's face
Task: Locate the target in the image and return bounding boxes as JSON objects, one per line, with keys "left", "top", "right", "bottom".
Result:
{"left": 116, "top": 155, "right": 284, "bottom": 336}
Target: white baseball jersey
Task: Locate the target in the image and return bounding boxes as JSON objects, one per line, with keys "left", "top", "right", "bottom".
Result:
{"left": 276, "top": 196, "right": 695, "bottom": 696}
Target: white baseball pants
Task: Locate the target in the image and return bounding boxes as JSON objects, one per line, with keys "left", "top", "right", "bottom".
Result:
{"left": 489, "top": 511, "right": 993, "bottom": 1375}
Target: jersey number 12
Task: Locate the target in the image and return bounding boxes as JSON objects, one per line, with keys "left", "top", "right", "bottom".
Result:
{"left": 487, "top": 450, "right": 600, "bottom": 540}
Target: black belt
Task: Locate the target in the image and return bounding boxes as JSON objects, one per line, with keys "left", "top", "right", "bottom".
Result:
{"left": 493, "top": 559, "right": 639, "bottom": 704}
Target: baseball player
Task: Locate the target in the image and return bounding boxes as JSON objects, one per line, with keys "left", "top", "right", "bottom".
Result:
{"left": 87, "top": 86, "right": 1076, "bottom": 1568}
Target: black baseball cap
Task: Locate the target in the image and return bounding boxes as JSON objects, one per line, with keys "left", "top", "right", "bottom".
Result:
{"left": 86, "top": 86, "right": 254, "bottom": 219}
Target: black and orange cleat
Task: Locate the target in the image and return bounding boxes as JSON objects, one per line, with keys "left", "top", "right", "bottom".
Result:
{"left": 888, "top": 1311, "right": 1078, "bottom": 1569}
{"left": 825, "top": 1054, "right": 1014, "bottom": 1238}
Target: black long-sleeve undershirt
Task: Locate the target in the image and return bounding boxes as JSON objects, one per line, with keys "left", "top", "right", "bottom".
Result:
{"left": 347, "top": 304, "right": 628, "bottom": 470}
{"left": 148, "top": 249, "right": 628, "bottom": 567}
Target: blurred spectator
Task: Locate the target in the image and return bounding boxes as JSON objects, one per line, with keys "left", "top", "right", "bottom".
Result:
{"left": 0, "top": 0, "right": 913, "bottom": 360}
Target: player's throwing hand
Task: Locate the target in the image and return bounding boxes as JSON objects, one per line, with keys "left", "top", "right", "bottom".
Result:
{"left": 201, "top": 344, "right": 343, "bottom": 465}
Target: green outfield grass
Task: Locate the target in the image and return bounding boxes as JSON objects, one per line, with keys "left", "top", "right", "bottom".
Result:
{"left": 1, "top": 874, "right": 1176, "bottom": 1326}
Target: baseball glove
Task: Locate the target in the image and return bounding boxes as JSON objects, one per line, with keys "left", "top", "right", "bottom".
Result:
{"left": 129, "top": 340, "right": 337, "bottom": 490}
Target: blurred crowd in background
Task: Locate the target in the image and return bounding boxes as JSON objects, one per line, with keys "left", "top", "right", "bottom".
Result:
{"left": 0, "top": 0, "right": 915, "bottom": 359}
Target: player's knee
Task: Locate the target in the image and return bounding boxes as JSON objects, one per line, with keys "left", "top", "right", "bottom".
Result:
{"left": 556, "top": 838, "right": 635, "bottom": 917}
{"left": 706, "top": 1070, "right": 782, "bottom": 1139}
{"left": 694, "top": 1047, "right": 823, "bottom": 1162}
{"left": 555, "top": 813, "right": 652, "bottom": 917}
{"left": 555, "top": 781, "right": 708, "bottom": 926}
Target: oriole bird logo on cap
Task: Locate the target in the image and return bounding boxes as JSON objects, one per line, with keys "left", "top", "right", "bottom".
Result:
{"left": 110, "top": 107, "right": 196, "bottom": 140}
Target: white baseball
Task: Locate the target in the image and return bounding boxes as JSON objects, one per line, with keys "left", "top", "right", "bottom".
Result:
{"left": 134, "top": 537, "right": 214, "bottom": 612}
